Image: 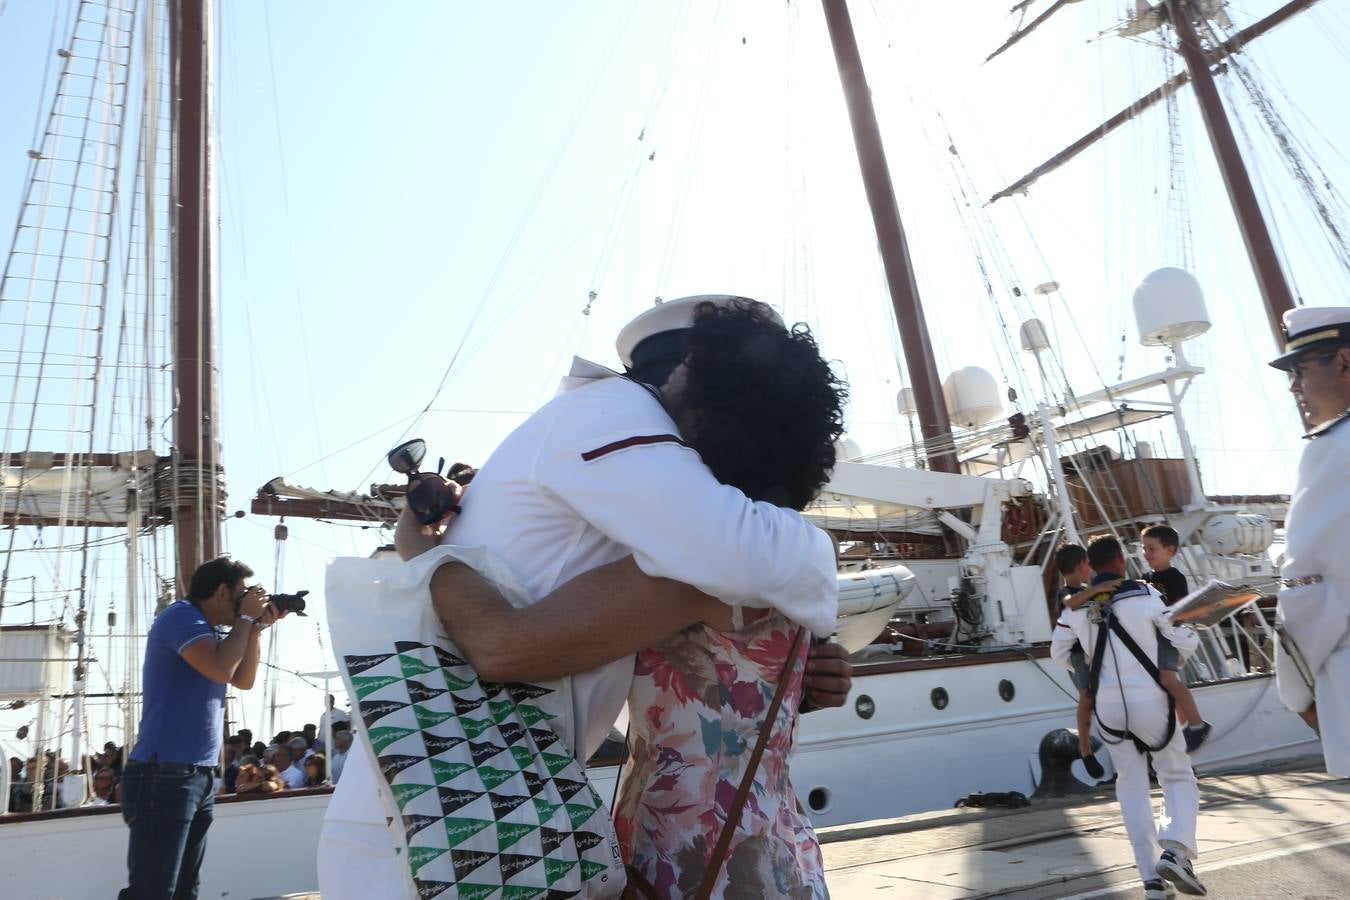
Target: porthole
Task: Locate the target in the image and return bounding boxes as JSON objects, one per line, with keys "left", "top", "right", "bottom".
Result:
{"left": 998, "top": 679, "right": 1016, "bottom": 702}
{"left": 931, "top": 687, "right": 949, "bottom": 710}
{"left": 807, "top": 787, "right": 832, "bottom": 813}
{"left": 854, "top": 694, "right": 876, "bottom": 720}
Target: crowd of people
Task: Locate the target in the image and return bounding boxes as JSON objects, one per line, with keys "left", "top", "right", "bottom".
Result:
{"left": 6, "top": 706, "right": 354, "bottom": 815}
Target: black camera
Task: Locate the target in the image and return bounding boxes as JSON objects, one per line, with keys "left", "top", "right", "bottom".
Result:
{"left": 237, "top": 588, "right": 308, "bottom": 618}
{"left": 387, "top": 439, "right": 476, "bottom": 525}
{"left": 269, "top": 590, "right": 309, "bottom": 617}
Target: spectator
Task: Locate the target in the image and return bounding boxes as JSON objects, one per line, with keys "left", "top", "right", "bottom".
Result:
{"left": 102, "top": 741, "right": 124, "bottom": 777}
{"left": 222, "top": 740, "right": 242, "bottom": 794}
{"left": 302, "top": 753, "right": 327, "bottom": 787}
{"left": 273, "top": 745, "right": 304, "bottom": 790}
{"left": 328, "top": 729, "right": 352, "bottom": 784}
{"left": 237, "top": 728, "right": 253, "bottom": 749}
{"left": 287, "top": 735, "right": 312, "bottom": 766}
{"left": 250, "top": 740, "right": 267, "bottom": 761}
{"left": 318, "top": 695, "right": 349, "bottom": 740}
{"left": 234, "top": 762, "right": 283, "bottom": 796}
{"left": 7, "top": 757, "right": 26, "bottom": 813}
{"left": 88, "top": 767, "right": 118, "bottom": 806}
{"left": 302, "top": 723, "right": 318, "bottom": 750}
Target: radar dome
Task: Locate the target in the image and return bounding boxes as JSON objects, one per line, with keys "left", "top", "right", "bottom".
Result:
{"left": 942, "top": 366, "right": 1002, "bottom": 429}
{"left": 1019, "top": 318, "right": 1050, "bottom": 353}
{"left": 896, "top": 387, "right": 916, "bottom": 418}
{"left": 835, "top": 436, "right": 862, "bottom": 461}
{"left": 1133, "top": 267, "right": 1211, "bottom": 346}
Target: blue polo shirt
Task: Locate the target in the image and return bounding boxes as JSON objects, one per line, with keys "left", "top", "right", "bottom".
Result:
{"left": 129, "top": 600, "right": 226, "bottom": 766}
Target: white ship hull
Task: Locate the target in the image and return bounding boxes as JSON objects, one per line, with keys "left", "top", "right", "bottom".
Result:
{"left": 0, "top": 657, "right": 1317, "bottom": 900}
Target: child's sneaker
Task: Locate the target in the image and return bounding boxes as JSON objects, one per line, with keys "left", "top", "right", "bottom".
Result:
{"left": 1183, "top": 721, "right": 1212, "bottom": 754}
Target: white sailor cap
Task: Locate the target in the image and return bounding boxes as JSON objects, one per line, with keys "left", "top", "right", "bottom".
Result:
{"left": 615, "top": 294, "right": 784, "bottom": 368}
{"left": 1269, "top": 306, "right": 1350, "bottom": 371}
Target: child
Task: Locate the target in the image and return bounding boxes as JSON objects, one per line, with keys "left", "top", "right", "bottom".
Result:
{"left": 1063, "top": 527, "right": 1212, "bottom": 754}
{"left": 1141, "top": 524, "right": 1212, "bottom": 752}
{"left": 1053, "top": 543, "right": 1118, "bottom": 779}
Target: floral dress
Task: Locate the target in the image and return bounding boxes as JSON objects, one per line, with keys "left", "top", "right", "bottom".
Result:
{"left": 613, "top": 614, "right": 828, "bottom": 899}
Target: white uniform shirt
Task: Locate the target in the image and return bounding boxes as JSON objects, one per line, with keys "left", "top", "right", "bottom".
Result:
{"left": 1051, "top": 580, "right": 1197, "bottom": 695}
{"left": 1277, "top": 416, "right": 1350, "bottom": 774}
{"left": 326, "top": 358, "right": 838, "bottom": 824}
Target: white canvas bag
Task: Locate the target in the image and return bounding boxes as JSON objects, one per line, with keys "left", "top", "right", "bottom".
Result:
{"left": 325, "top": 546, "right": 625, "bottom": 899}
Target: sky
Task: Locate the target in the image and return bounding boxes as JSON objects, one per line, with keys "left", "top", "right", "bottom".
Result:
{"left": 3, "top": 0, "right": 1350, "bottom": 752}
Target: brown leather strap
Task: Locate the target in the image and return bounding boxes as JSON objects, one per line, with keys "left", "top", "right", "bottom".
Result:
{"left": 695, "top": 626, "right": 807, "bottom": 900}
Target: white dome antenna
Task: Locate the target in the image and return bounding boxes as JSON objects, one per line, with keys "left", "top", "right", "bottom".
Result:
{"left": 942, "top": 367, "right": 1003, "bottom": 429}
{"left": 1133, "top": 267, "right": 1211, "bottom": 347}
{"left": 1019, "top": 318, "right": 1050, "bottom": 354}
{"left": 896, "top": 387, "right": 916, "bottom": 418}
{"left": 835, "top": 436, "right": 862, "bottom": 461}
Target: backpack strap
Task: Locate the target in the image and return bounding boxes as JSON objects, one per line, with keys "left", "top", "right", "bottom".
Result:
{"left": 1086, "top": 603, "right": 1178, "bottom": 754}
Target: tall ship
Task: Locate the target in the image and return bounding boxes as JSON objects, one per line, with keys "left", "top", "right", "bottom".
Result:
{"left": 1, "top": 1, "right": 1342, "bottom": 897}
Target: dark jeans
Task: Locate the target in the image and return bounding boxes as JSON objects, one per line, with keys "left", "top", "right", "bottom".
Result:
{"left": 117, "top": 760, "right": 215, "bottom": 900}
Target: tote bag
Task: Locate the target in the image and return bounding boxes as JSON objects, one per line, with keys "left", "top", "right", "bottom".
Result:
{"left": 326, "top": 546, "right": 626, "bottom": 898}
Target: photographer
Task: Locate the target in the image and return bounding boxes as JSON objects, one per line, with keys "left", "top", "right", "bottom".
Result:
{"left": 118, "top": 557, "right": 287, "bottom": 900}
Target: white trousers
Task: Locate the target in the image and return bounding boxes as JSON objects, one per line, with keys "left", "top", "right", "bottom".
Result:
{"left": 1096, "top": 691, "right": 1199, "bottom": 882}
{"left": 317, "top": 818, "right": 408, "bottom": 900}
{"left": 1317, "top": 645, "right": 1350, "bottom": 776}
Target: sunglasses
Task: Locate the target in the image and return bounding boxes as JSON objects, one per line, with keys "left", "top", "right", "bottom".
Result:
{"left": 1289, "top": 352, "right": 1341, "bottom": 381}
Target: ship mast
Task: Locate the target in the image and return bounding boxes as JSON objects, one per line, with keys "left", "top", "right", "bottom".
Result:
{"left": 170, "top": 0, "right": 220, "bottom": 592}
{"left": 820, "top": 0, "right": 960, "bottom": 474}
{"left": 1165, "top": 0, "right": 1297, "bottom": 343}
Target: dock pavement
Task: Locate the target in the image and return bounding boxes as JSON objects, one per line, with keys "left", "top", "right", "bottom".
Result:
{"left": 269, "top": 760, "right": 1348, "bottom": 899}
{"left": 819, "top": 757, "right": 1349, "bottom": 898}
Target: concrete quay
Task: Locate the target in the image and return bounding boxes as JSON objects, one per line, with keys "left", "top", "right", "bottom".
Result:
{"left": 819, "top": 759, "right": 1349, "bottom": 898}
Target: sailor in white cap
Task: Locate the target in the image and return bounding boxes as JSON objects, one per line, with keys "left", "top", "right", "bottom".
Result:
{"left": 1268, "top": 305, "right": 1350, "bottom": 775}
{"left": 320, "top": 295, "right": 847, "bottom": 898}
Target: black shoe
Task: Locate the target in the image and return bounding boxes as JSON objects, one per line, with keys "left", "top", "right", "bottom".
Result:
{"left": 1157, "top": 849, "right": 1206, "bottom": 895}
{"left": 1082, "top": 752, "right": 1105, "bottom": 780}
{"left": 1183, "top": 722, "right": 1212, "bottom": 754}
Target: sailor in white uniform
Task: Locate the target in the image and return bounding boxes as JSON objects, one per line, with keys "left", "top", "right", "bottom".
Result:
{"left": 1268, "top": 306, "right": 1350, "bottom": 776}
{"left": 1052, "top": 536, "right": 1204, "bottom": 899}
{"left": 319, "top": 296, "right": 843, "bottom": 899}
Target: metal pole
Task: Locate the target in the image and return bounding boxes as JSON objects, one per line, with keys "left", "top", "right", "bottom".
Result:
{"left": 322, "top": 676, "right": 333, "bottom": 784}
{"left": 1164, "top": 348, "right": 1207, "bottom": 510}
{"left": 1167, "top": 0, "right": 1297, "bottom": 345}
{"left": 820, "top": 0, "right": 958, "bottom": 473}
{"left": 1038, "top": 405, "right": 1082, "bottom": 546}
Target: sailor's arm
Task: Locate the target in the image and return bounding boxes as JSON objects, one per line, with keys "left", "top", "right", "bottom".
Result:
{"left": 536, "top": 433, "right": 838, "bottom": 636}
{"left": 430, "top": 557, "right": 722, "bottom": 682}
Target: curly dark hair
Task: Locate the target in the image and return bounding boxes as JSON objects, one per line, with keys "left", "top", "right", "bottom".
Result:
{"left": 678, "top": 299, "right": 847, "bottom": 510}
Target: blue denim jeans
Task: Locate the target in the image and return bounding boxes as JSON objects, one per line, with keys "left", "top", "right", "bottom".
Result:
{"left": 117, "top": 760, "right": 216, "bottom": 900}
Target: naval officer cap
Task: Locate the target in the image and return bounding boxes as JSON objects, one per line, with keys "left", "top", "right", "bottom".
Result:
{"left": 616, "top": 295, "right": 785, "bottom": 381}
{"left": 1269, "top": 306, "right": 1350, "bottom": 371}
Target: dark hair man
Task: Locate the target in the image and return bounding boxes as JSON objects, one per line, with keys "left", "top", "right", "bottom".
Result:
{"left": 117, "top": 557, "right": 288, "bottom": 900}
{"left": 1053, "top": 536, "right": 1205, "bottom": 897}
{"left": 1267, "top": 306, "right": 1350, "bottom": 776}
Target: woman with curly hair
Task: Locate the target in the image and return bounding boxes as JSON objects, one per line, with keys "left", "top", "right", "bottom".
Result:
{"left": 366, "top": 296, "right": 845, "bottom": 898}
{"left": 607, "top": 298, "right": 844, "bottom": 898}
